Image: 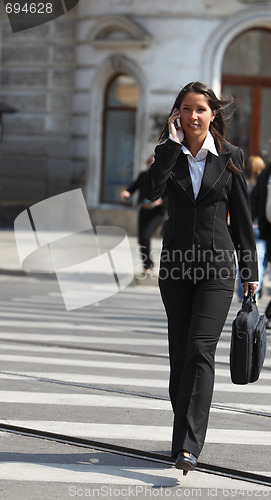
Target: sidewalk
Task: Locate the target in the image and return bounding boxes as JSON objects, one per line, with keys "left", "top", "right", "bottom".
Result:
{"left": 1, "top": 229, "right": 271, "bottom": 295}
{"left": 0, "top": 229, "right": 163, "bottom": 285}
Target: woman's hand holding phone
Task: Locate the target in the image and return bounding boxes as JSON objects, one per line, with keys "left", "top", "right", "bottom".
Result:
{"left": 168, "top": 108, "right": 184, "bottom": 143}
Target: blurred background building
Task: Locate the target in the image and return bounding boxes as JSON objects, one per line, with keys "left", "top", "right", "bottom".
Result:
{"left": 0, "top": 0, "right": 270, "bottom": 232}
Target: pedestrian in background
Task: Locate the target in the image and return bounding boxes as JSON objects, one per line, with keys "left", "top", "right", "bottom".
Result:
{"left": 142, "top": 81, "right": 258, "bottom": 474}
{"left": 236, "top": 155, "right": 266, "bottom": 300}
{"left": 251, "top": 160, "right": 271, "bottom": 324}
{"left": 245, "top": 155, "right": 266, "bottom": 194}
{"left": 120, "top": 156, "right": 167, "bottom": 274}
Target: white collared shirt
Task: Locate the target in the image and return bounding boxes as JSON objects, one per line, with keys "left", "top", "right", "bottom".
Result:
{"left": 169, "top": 131, "right": 218, "bottom": 198}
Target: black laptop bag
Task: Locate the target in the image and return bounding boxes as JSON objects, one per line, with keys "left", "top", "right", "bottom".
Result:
{"left": 230, "top": 291, "right": 267, "bottom": 384}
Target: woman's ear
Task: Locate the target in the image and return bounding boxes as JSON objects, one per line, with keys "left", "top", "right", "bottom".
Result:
{"left": 211, "top": 111, "right": 216, "bottom": 122}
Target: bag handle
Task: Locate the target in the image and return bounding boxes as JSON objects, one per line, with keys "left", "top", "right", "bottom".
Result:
{"left": 242, "top": 287, "right": 256, "bottom": 311}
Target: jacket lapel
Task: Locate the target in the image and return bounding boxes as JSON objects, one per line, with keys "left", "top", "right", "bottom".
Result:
{"left": 171, "top": 149, "right": 232, "bottom": 204}
{"left": 171, "top": 152, "right": 195, "bottom": 203}
{"left": 196, "top": 151, "right": 231, "bottom": 203}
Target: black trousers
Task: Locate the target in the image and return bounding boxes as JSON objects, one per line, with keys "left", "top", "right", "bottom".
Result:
{"left": 138, "top": 207, "right": 164, "bottom": 269}
{"left": 159, "top": 266, "right": 235, "bottom": 458}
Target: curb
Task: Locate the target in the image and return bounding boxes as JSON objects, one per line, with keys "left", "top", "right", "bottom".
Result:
{"left": 0, "top": 268, "right": 159, "bottom": 286}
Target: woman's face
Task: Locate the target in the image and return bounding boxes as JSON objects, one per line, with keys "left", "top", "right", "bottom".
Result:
{"left": 179, "top": 92, "right": 215, "bottom": 143}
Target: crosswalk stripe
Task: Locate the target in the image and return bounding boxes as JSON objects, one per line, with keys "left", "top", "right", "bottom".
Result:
{"left": 2, "top": 420, "right": 172, "bottom": 441}
{"left": 1, "top": 344, "right": 270, "bottom": 373}
{"left": 0, "top": 373, "right": 29, "bottom": 380}
{"left": 1, "top": 371, "right": 271, "bottom": 393}
{"left": 0, "top": 463, "right": 269, "bottom": 489}
{"left": 0, "top": 313, "right": 167, "bottom": 332}
{"left": 0, "top": 343, "right": 165, "bottom": 359}
{"left": 0, "top": 333, "right": 168, "bottom": 345}
{"left": 0, "top": 332, "right": 262, "bottom": 353}
{"left": 2, "top": 333, "right": 266, "bottom": 352}
{"left": 0, "top": 321, "right": 124, "bottom": 332}
{"left": 1, "top": 421, "right": 270, "bottom": 445}
{"left": 0, "top": 372, "right": 168, "bottom": 387}
{"left": 206, "top": 429, "right": 271, "bottom": 445}
{"left": 216, "top": 355, "right": 271, "bottom": 368}
{"left": 215, "top": 368, "right": 271, "bottom": 380}
{"left": 1, "top": 391, "right": 271, "bottom": 414}
{"left": 0, "top": 354, "right": 169, "bottom": 372}
{"left": 3, "top": 343, "right": 271, "bottom": 372}
{"left": 214, "top": 383, "right": 271, "bottom": 393}
{"left": 211, "top": 403, "right": 271, "bottom": 413}
{"left": 0, "top": 392, "right": 171, "bottom": 409}
{"left": 1, "top": 355, "right": 271, "bottom": 379}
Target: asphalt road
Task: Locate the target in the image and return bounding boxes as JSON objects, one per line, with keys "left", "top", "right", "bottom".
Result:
{"left": 0, "top": 274, "right": 270, "bottom": 499}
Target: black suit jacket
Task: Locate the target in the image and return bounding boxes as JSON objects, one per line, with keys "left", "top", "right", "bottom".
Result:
{"left": 142, "top": 139, "right": 258, "bottom": 282}
{"left": 126, "top": 171, "right": 148, "bottom": 205}
{"left": 127, "top": 171, "right": 167, "bottom": 215}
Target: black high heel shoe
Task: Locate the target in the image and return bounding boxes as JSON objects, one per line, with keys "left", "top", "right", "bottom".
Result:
{"left": 175, "top": 450, "right": 197, "bottom": 475}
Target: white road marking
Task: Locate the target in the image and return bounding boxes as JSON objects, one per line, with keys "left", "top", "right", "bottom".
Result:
{"left": 0, "top": 463, "right": 269, "bottom": 490}
{"left": 0, "top": 354, "right": 169, "bottom": 372}
{"left": 1, "top": 421, "right": 270, "bottom": 445}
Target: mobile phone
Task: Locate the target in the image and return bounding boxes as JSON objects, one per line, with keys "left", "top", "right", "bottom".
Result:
{"left": 176, "top": 117, "right": 181, "bottom": 128}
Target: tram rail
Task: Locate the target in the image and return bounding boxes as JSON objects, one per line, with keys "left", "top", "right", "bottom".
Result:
{"left": 1, "top": 369, "right": 271, "bottom": 419}
{"left": 0, "top": 422, "right": 270, "bottom": 487}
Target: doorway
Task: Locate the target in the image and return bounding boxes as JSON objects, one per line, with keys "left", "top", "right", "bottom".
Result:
{"left": 222, "top": 28, "right": 271, "bottom": 162}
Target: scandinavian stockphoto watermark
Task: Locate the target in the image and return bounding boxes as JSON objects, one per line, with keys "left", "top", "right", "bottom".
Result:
{"left": 14, "top": 189, "right": 134, "bottom": 310}
{"left": 67, "top": 485, "right": 271, "bottom": 497}
{"left": 142, "top": 244, "right": 256, "bottom": 284}
{"left": 4, "top": 0, "right": 80, "bottom": 33}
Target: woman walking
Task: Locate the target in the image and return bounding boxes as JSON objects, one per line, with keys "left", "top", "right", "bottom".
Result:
{"left": 121, "top": 155, "right": 166, "bottom": 274}
{"left": 142, "top": 81, "right": 258, "bottom": 474}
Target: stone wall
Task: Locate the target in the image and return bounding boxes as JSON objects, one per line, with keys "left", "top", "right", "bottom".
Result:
{"left": 0, "top": 6, "right": 79, "bottom": 221}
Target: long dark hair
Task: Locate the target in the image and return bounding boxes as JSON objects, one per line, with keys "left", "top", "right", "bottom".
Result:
{"left": 159, "top": 81, "right": 239, "bottom": 173}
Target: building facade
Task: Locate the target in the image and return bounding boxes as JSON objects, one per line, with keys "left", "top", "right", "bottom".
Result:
{"left": 0, "top": 0, "right": 270, "bottom": 232}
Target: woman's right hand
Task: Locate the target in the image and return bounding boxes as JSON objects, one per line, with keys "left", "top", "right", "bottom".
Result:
{"left": 120, "top": 190, "right": 131, "bottom": 200}
{"left": 168, "top": 108, "right": 184, "bottom": 143}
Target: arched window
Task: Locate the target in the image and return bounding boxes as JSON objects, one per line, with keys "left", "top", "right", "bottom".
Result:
{"left": 101, "top": 74, "right": 139, "bottom": 203}
{"left": 222, "top": 28, "right": 271, "bottom": 162}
